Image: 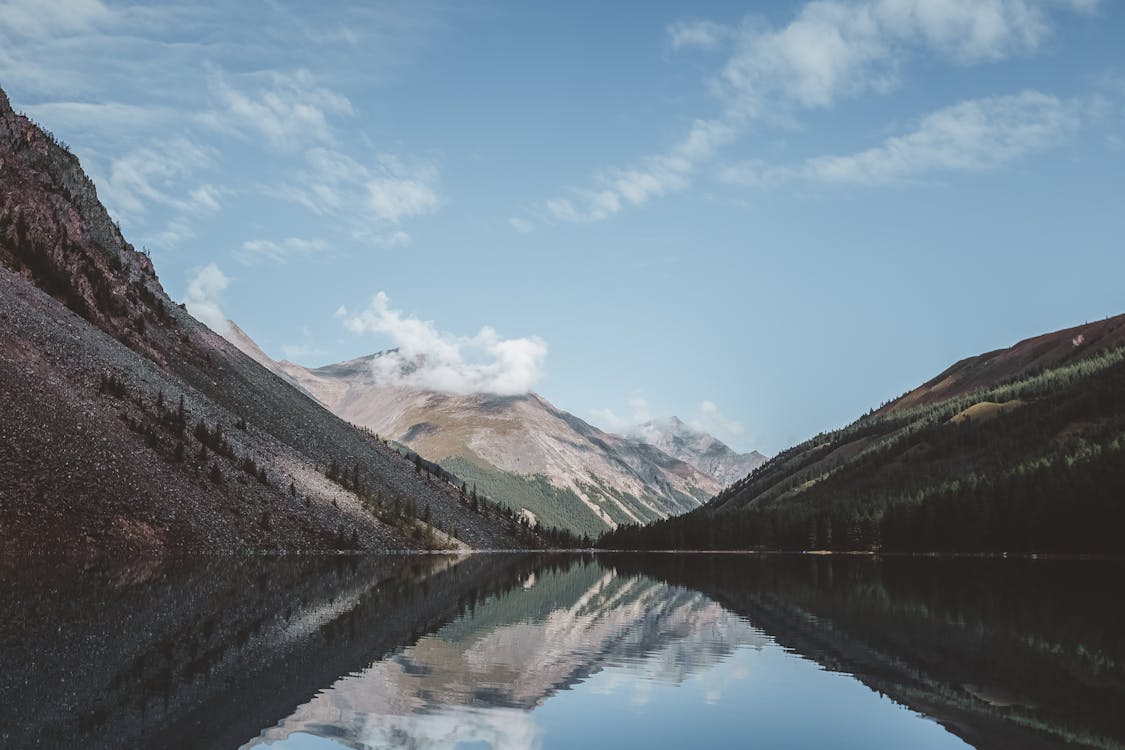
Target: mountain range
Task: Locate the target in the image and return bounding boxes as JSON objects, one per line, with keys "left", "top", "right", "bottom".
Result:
{"left": 0, "top": 84, "right": 765, "bottom": 554}
{"left": 223, "top": 330, "right": 766, "bottom": 538}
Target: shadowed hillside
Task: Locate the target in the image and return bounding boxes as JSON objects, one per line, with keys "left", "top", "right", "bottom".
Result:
{"left": 601, "top": 315, "right": 1125, "bottom": 553}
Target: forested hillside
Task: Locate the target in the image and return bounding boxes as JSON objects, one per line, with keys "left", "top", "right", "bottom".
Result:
{"left": 601, "top": 317, "right": 1125, "bottom": 553}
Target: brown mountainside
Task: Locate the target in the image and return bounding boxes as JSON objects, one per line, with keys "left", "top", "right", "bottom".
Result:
{"left": 881, "top": 315, "right": 1125, "bottom": 415}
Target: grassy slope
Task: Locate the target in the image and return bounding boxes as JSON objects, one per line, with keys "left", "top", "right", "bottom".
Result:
{"left": 441, "top": 455, "right": 607, "bottom": 539}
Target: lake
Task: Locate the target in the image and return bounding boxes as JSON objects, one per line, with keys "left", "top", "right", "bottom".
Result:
{"left": 1, "top": 553, "right": 1122, "bottom": 749}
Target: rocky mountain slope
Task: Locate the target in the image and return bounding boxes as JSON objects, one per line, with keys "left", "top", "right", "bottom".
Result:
{"left": 225, "top": 347, "right": 738, "bottom": 537}
{"left": 0, "top": 85, "right": 539, "bottom": 557}
{"left": 602, "top": 315, "right": 1125, "bottom": 553}
{"left": 630, "top": 416, "right": 767, "bottom": 487}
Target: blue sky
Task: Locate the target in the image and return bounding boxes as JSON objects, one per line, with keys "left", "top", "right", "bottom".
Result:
{"left": 2, "top": 0, "right": 1123, "bottom": 453}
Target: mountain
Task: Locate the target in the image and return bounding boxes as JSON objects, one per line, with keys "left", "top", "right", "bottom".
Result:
{"left": 0, "top": 86, "right": 540, "bottom": 557}
{"left": 629, "top": 416, "right": 767, "bottom": 487}
{"left": 257, "top": 350, "right": 729, "bottom": 537}
{"left": 602, "top": 315, "right": 1125, "bottom": 553}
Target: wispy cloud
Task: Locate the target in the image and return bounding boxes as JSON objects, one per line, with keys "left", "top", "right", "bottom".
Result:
{"left": 1, "top": 2, "right": 449, "bottom": 270}
{"left": 590, "top": 392, "right": 653, "bottom": 433}
{"left": 277, "top": 147, "right": 441, "bottom": 244}
{"left": 340, "top": 292, "right": 548, "bottom": 396}
{"left": 542, "top": 0, "right": 1095, "bottom": 222}
{"left": 592, "top": 395, "right": 746, "bottom": 445}
{"left": 367, "top": 155, "right": 441, "bottom": 223}
{"left": 200, "top": 68, "right": 354, "bottom": 152}
{"left": 20, "top": 101, "right": 173, "bottom": 135}
{"left": 0, "top": 0, "right": 111, "bottom": 39}
{"left": 690, "top": 400, "right": 745, "bottom": 440}
{"left": 94, "top": 138, "right": 220, "bottom": 223}
{"left": 508, "top": 217, "right": 534, "bottom": 234}
{"left": 546, "top": 119, "right": 735, "bottom": 222}
{"left": 183, "top": 262, "right": 231, "bottom": 334}
{"left": 667, "top": 19, "right": 729, "bottom": 51}
{"left": 722, "top": 90, "right": 1077, "bottom": 186}
{"left": 236, "top": 237, "right": 328, "bottom": 265}
{"left": 0, "top": 1, "right": 193, "bottom": 97}
{"left": 715, "top": 0, "right": 1096, "bottom": 115}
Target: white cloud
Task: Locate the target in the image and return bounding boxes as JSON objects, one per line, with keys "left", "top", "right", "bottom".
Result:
{"left": 183, "top": 263, "right": 231, "bottom": 334}
{"left": 378, "top": 229, "right": 412, "bottom": 247}
{"left": 722, "top": 90, "right": 1076, "bottom": 186}
{"left": 236, "top": 237, "right": 328, "bottom": 265}
{"left": 20, "top": 101, "right": 172, "bottom": 134}
{"left": 590, "top": 393, "right": 652, "bottom": 433}
{"left": 276, "top": 147, "right": 441, "bottom": 243}
{"left": 543, "top": 0, "right": 1093, "bottom": 222}
{"left": 341, "top": 292, "right": 548, "bottom": 396}
{"left": 591, "top": 395, "right": 746, "bottom": 444}
{"left": 690, "top": 400, "right": 746, "bottom": 439}
{"left": 188, "top": 184, "right": 223, "bottom": 212}
{"left": 96, "top": 138, "right": 218, "bottom": 221}
{"left": 148, "top": 217, "right": 194, "bottom": 250}
{"left": 546, "top": 119, "right": 736, "bottom": 222}
{"left": 202, "top": 68, "right": 354, "bottom": 152}
{"left": 668, "top": 19, "right": 729, "bottom": 51}
{"left": 508, "top": 217, "right": 534, "bottom": 234}
{"left": 0, "top": 0, "right": 111, "bottom": 39}
{"left": 367, "top": 156, "right": 441, "bottom": 223}
{"left": 717, "top": 0, "right": 1094, "bottom": 115}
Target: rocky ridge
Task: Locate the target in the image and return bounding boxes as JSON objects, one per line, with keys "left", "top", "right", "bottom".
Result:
{"left": 630, "top": 416, "right": 767, "bottom": 487}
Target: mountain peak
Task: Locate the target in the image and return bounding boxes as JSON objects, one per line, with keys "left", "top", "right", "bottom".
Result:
{"left": 630, "top": 418, "right": 766, "bottom": 488}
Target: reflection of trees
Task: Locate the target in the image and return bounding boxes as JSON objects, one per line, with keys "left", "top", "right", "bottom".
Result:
{"left": 610, "top": 554, "right": 1125, "bottom": 750}
{"left": 0, "top": 554, "right": 539, "bottom": 750}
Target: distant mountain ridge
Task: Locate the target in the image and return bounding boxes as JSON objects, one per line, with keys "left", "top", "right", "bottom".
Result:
{"left": 222, "top": 339, "right": 761, "bottom": 537}
{"left": 629, "top": 416, "right": 767, "bottom": 487}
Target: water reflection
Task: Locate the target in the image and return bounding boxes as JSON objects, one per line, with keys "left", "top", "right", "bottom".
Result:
{"left": 250, "top": 563, "right": 770, "bottom": 749}
{"left": 1, "top": 554, "right": 1122, "bottom": 750}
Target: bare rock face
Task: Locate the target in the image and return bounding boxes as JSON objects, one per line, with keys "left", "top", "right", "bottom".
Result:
{"left": 0, "top": 86, "right": 538, "bottom": 557}
{"left": 0, "top": 91, "right": 161, "bottom": 362}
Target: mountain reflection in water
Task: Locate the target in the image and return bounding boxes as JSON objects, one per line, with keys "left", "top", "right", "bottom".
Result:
{"left": 1, "top": 554, "right": 1122, "bottom": 750}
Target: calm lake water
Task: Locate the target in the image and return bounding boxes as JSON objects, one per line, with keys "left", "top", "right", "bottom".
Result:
{"left": 1, "top": 553, "right": 1122, "bottom": 749}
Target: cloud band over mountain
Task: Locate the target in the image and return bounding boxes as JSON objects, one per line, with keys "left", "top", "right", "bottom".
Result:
{"left": 339, "top": 292, "right": 548, "bottom": 396}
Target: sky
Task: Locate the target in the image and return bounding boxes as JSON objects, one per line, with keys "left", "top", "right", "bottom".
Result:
{"left": 2, "top": 0, "right": 1123, "bottom": 454}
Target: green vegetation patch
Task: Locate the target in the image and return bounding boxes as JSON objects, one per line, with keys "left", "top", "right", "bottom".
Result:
{"left": 440, "top": 455, "right": 608, "bottom": 538}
